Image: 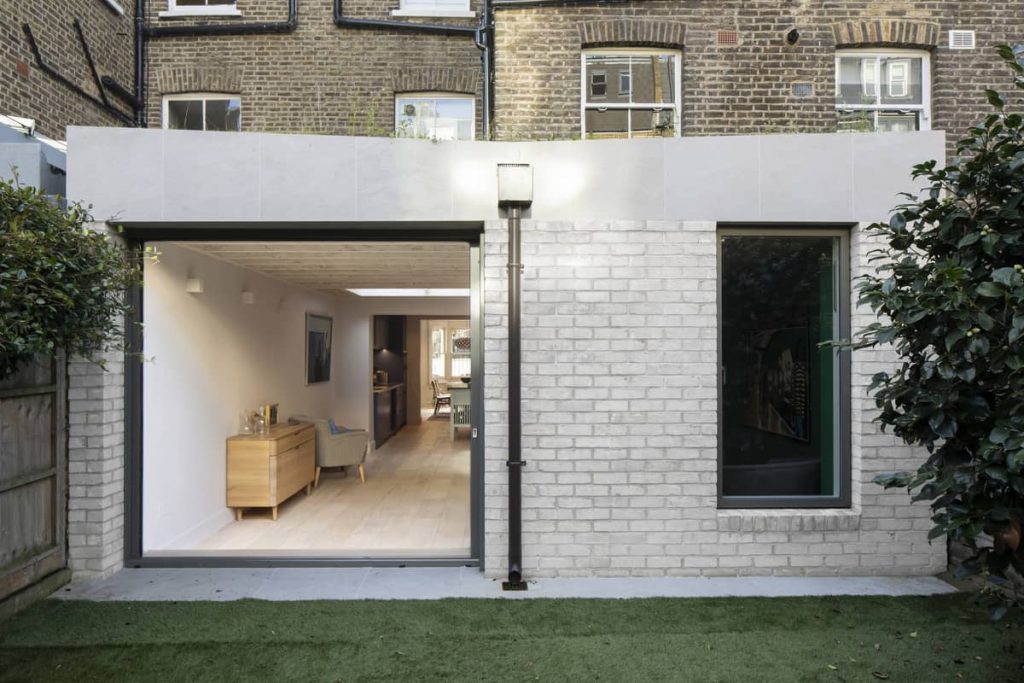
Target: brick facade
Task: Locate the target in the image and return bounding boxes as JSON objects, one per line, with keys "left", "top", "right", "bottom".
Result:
{"left": 144, "top": 0, "right": 485, "bottom": 136}
{"left": 0, "top": 0, "right": 136, "bottom": 139}
{"left": 492, "top": 1, "right": 1024, "bottom": 145}
{"left": 482, "top": 219, "right": 944, "bottom": 578}
{"left": 67, "top": 348, "right": 127, "bottom": 579}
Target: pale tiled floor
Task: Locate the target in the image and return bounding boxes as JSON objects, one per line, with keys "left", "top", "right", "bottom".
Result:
{"left": 174, "top": 413, "right": 471, "bottom": 556}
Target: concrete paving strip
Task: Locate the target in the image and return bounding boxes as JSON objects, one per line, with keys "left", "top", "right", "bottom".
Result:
{"left": 51, "top": 568, "right": 958, "bottom": 602}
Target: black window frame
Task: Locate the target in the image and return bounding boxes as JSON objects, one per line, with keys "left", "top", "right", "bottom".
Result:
{"left": 716, "top": 226, "right": 853, "bottom": 510}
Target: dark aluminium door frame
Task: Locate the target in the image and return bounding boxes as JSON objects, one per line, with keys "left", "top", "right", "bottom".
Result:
{"left": 120, "top": 221, "right": 486, "bottom": 569}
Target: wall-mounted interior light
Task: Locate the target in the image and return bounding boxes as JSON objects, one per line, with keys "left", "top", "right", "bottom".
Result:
{"left": 347, "top": 288, "right": 470, "bottom": 297}
{"left": 185, "top": 277, "right": 204, "bottom": 294}
{"left": 241, "top": 289, "right": 255, "bottom": 305}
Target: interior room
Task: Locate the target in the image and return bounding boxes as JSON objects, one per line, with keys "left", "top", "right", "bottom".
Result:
{"left": 139, "top": 240, "right": 475, "bottom": 558}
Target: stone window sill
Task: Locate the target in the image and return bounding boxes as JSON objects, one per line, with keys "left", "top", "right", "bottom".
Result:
{"left": 716, "top": 508, "right": 862, "bottom": 533}
{"left": 390, "top": 9, "right": 475, "bottom": 18}
{"left": 159, "top": 8, "right": 243, "bottom": 18}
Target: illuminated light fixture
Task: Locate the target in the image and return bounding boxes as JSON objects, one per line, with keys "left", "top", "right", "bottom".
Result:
{"left": 497, "top": 163, "right": 533, "bottom": 206}
{"left": 185, "top": 277, "right": 204, "bottom": 294}
{"left": 346, "top": 288, "right": 470, "bottom": 297}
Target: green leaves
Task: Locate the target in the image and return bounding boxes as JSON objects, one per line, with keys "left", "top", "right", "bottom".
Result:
{"left": 986, "top": 90, "right": 1005, "bottom": 109}
{"left": 0, "top": 178, "right": 147, "bottom": 378}
{"left": 976, "top": 281, "right": 1004, "bottom": 298}
{"left": 849, "top": 45, "right": 1024, "bottom": 608}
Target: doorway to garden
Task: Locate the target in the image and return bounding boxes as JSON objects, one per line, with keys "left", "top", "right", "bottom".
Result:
{"left": 120, "top": 223, "right": 485, "bottom": 568}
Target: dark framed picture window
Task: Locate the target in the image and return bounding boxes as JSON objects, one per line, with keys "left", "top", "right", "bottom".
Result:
{"left": 717, "top": 228, "right": 851, "bottom": 508}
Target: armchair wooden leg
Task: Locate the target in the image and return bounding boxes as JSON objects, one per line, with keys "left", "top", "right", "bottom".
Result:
{"left": 314, "top": 466, "right": 321, "bottom": 488}
{"left": 272, "top": 505, "right": 278, "bottom": 521}
{"left": 358, "top": 463, "right": 366, "bottom": 483}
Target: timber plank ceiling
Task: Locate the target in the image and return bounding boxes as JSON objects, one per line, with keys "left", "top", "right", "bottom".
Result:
{"left": 179, "top": 241, "right": 470, "bottom": 295}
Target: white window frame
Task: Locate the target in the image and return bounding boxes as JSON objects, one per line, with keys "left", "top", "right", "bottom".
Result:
{"left": 581, "top": 48, "right": 683, "bottom": 139}
{"left": 394, "top": 92, "right": 475, "bottom": 141}
{"left": 162, "top": 93, "right": 242, "bottom": 131}
{"left": 618, "top": 70, "right": 631, "bottom": 96}
{"left": 160, "top": 0, "right": 242, "bottom": 18}
{"left": 887, "top": 60, "right": 909, "bottom": 98}
{"left": 391, "top": 0, "right": 474, "bottom": 19}
{"left": 835, "top": 49, "right": 931, "bottom": 132}
{"left": 429, "top": 320, "right": 471, "bottom": 383}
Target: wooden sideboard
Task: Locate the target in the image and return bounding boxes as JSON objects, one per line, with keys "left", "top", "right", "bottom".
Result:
{"left": 226, "top": 422, "right": 315, "bottom": 520}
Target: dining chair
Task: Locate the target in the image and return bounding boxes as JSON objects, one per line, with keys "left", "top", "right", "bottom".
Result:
{"left": 431, "top": 378, "right": 451, "bottom": 415}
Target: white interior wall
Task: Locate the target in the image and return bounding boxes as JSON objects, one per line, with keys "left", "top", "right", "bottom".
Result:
{"left": 142, "top": 244, "right": 343, "bottom": 550}
{"left": 142, "top": 244, "right": 469, "bottom": 551}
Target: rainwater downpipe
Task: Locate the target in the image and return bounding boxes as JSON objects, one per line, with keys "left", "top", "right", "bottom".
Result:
{"left": 474, "top": 0, "right": 493, "bottom": 139}
{"left": 496, "top": 163, "right": 533, "bottom": 591}
{"left": 135, "top": 0, "right": 146, "bottom": 126}
{"left": 21, "top": 23, "right": 135, "bottom": 125}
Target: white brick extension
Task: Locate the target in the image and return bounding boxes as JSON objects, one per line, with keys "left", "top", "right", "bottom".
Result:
{"left": 483, "top": 219, "right": 944, "bottom": 578}
{"left": 67, "top": 349, "right": 126, "bottom": 579}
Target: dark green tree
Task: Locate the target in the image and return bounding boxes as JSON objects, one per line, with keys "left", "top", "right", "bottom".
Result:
{"left": 856, "top": 45, "right": 1024, "bottom": 618}
{"left": 0, "top": 178, "right": 145, "bottom": 378}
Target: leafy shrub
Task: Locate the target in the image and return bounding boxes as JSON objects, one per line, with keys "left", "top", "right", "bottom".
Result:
{"left": 0, "top": 178, "right": 144, "bottom": 378}
{"left": 855, "top": 45, "right": 1024, "bottom": 619}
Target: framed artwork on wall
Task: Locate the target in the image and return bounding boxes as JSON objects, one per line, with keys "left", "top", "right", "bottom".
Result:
{"left": 306, "top": 313, "right": 333, "bottom": 384}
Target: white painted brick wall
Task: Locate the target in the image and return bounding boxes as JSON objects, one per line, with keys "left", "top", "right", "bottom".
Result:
{"left": 64, "top": 223, "right": 128, "bottom": 581}
{"left": 62, "top": 218, "right": 944, "bottom": 580}
{"left": 67, "top": 349, "right": 125, "bottom": 579}
{"left": 483, "top": 219, "right": 945, "bottom": 578}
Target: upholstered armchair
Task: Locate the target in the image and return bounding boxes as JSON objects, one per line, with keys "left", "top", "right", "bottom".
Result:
{"left": 290, "top": 415, "right": 369, "bottom": 487}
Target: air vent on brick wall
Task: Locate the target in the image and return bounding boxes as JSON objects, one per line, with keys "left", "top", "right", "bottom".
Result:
{"left": 949, "top": 30, "right": 976, "bottom": 50}
{"left": 717, "top": 30, "right": 738, "bottom": 46}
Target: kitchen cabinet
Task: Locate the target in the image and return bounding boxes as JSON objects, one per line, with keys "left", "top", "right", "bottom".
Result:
{"left": 373, "top": 383, "right": 407, "bottom": 447}
{"left": 373, "top": 315, "right": 406, "bottom": 354}
{"left": 374, "top": 390, "right": 392, "bottom": 445}
{"left": 394, "top": 384, "right": 407, "bottom": 430}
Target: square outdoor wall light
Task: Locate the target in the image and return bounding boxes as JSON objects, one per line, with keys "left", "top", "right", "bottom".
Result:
{"left": 497, "top": 163, "right": 533, "bottom": 206}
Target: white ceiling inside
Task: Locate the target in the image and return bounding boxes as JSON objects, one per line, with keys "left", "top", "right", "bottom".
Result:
{"left": 179, "top": 241, "right": 470, "bottom": 296}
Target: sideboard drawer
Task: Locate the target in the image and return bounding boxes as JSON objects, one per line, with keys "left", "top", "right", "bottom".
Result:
{"left": 270, "top": 424, "right": 314, "bottom": 456}
{"left": 272, "top": 437, "right": 315, "bottom": 503}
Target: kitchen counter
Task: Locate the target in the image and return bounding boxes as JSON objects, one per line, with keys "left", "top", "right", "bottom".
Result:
{"left": 372, "top": 382, "right": 404, "bottom": 394}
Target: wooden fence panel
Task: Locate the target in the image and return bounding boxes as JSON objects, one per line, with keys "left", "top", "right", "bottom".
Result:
{"left": 0, "top": 354, "right": 66, "bottom": 603}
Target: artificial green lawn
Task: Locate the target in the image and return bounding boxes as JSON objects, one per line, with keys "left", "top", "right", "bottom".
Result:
{"left": 0, "top": 594, "right": 1020, "bottom": 682}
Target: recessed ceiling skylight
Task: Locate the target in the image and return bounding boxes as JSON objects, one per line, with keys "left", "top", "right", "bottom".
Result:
{"left": 346, "top": 288, "right": 470, "bottom": 297}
